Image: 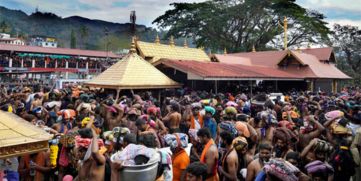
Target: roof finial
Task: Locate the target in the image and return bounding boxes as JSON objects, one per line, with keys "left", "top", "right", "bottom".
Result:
{"left": 252, "top": 45, "right": 256, "bottom": 52}
{"left": 183, "top": 38, "right": 188, "bottom": 48}
{"left": 130, "top": 37, "right": 136, "bottom": 54}
{"left": 283, "top": 16, "right": 288, "bottom": 50}
{"left": 224, "top": 48, "right": 227, "bottom": 55}
{"left": 155, "top": 34, "right": 160, "bottom": 44}
{"left": 297, "top": 46, "right": 301, "bottom": 53}
{"left": 169, "top": 36, "right": 175, "bottom": 47}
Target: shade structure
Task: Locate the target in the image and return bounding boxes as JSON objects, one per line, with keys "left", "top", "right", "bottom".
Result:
{"left": 0, "top": 111, "right": 52, "bottom": 159}
{"left": 84, "top": 51, "right": 182, "bottom": 89}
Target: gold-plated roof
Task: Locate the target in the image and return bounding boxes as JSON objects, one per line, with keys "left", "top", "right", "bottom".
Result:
{"left": 136, "top": 40, "right": 211, "bottom": 64}
{"left": 84, "top": 52, "right": 182, "bottom": 89}
{"left": 0, "top": 111, "right": 51, "bottom": 159}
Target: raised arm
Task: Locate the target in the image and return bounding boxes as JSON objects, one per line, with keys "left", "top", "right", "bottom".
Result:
{"left": 91, "top": 128, "right": 106, "bottom": 165}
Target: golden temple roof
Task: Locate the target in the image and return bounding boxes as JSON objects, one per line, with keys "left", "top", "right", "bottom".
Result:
{"left": 0, "top": 111, "right": 51, "bottom": 159}
{"left": 136, "top": 40, "right": 210, "bottom": 64}
{"left": 84, "top": 50, "right": 182, "bottom": 89}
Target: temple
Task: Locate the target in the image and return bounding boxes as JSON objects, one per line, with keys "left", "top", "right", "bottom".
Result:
{"left": 135, "top": 37, "right": 350, "bottom": 93}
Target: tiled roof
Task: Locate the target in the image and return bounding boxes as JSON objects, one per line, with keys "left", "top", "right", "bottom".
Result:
{"left": 213, "top": 47, "right": 350, "bottom": 79}
{"left": 229, "top": 50, "right": 288, "bottom": 67}
{"left": 0, "top": 44, "right": 119, "bottom": 58}
{"left": 291, "top": 51, "right": 350, "bottom": 79}
{"left": 0, "top": 111, "right": 51, "bottom": 159}
{"left": 159, "top": 60, "right": 302, "bottom": 80}
{"left": 211, "top": 54, "right": 252, "bottom": 66}
{"left": 301, "top": 47, "right": 333, "bottom": 61}
{"left": 85, "top": 52, "right": 181, "bottom": 89}
{"left": 136, "top": 41, "right": 210, "bottom": 64}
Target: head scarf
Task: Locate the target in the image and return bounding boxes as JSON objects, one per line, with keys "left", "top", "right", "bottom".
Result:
{"left": 225, "top": 101, "right": 238, "bottom": 107}
{"left": 147, "top": 106, "right": 158, "bottom": 115}
{"left": 225, "top": 106, "right": 237, "bottom": 115}
{"left": 164, "top": 133, "right": 188, "bottom": 149}
{"left": 191, "top": 102, "right": 202, "bottom": 109}
{"left": 263, "top": 158, "right": 299, "bottom": 181}
{"left": 204, "top": 106, "right": 215, "bottom": 116}
{"left": 232, "top": 136, "right": 248, "bottom": 151}
{"left": 188, "top": 129, "right": 198, "bottom": 141}
{"left": 235, "top": 121, "right": 250, "bottom": 138}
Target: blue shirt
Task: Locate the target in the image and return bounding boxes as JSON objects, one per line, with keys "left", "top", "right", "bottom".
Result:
{"left": 204, "top": 118, "right": 217, "bottom": 140}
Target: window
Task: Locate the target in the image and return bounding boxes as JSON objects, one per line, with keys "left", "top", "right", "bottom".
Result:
{"left": 45, "top": 43, "right": 48, "bottom": 46}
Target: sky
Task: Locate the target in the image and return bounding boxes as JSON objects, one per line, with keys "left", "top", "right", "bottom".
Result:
{"left": 0, "top": 0, "right": 360, "bottom": 28}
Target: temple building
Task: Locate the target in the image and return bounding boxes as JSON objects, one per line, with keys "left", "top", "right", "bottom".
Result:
{"left": 135, "top": 37, "right": 350, "bottom": 93}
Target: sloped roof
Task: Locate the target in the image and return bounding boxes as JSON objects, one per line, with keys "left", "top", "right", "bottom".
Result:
{"left": 291, "top": 51, "right": 350, "bottom": 79}
{"left": 84, "top": 51, "right": 181, "bottom": 89}
{"left": 0, "top": 44, "right": 119, "bottom": 58}
{"left": 211, "top": 54, "right": 252, "bottom": 66}
{"left": 159, "top": 60, "right": 301, "bottom": 80}
{"left": 136, "top": 41, "right": 210, "bottom": 64}
{"left": 0, "top": 111, "right": 51, "bottom": 159}
{"left": 301, "top": 47, "right": 333, "bottom": 61}
{"left": 229, "top": 50, "right": 288, "bottom": 67}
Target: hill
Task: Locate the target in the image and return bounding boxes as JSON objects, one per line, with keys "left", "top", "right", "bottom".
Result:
{"left": 0, "top": 6, "right": 159, "bottom": 51}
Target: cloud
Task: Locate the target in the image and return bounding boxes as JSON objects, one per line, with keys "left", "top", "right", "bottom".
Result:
{"left": 326, "top": 19, "right": 361, "bottom": 28}
{"left": 297, "top": 0, "right": 361, "bottom": 28}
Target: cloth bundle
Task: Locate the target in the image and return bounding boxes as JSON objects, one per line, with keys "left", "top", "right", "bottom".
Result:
{"left": 235, "top": 121, "right": 250, "bottom": 138}
{"left": 219, "top": 122, "right": 238, "bottom": 137}
{"left": 164, "top": 133, "right": 188, "bottom": 149}
{"left": 263, "top": 158, "right": 300, "bottom": 181}
{"left": 325, "top": 110, "right": 344, "bottom": 121}
{"left": 305, "top": 160, "right": 334, "bottom": 175}
{"left": 225, "top": 106, "right": 237, "bottom": 115}
{"left": 111, "top": 144, "right": 156, "bottom": 166}
{"left": 232, "top": 136, "right": 248, "bottom": 151}
{"left": 75, "top": 136, "right": 105, "bottom": 149}
{"left": 188, "top": 129, "right": 198, "bottom": 141}
{"left": 273, "top": 127, "right": 298, "bottom": 144}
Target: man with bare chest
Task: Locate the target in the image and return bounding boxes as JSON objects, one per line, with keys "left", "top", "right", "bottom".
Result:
{"left": 246, "top": 143, "right": 272, "bottom": 181}
{"left": 163, "top": 101, "right": 181, "bottom": 133}
{"left": 75, "top": 128, "right": 106, "bottom": 181}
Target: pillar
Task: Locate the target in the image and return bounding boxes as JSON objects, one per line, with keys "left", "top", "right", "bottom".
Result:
{"left": 332, "top": 80, "right": 337, "bottom": 93}
{"left": 308, "top": 79, "right": 314, "bottom": 92}
{"left": 21, "top": 59, "right": 24, "bottom": 68}
{"left": 32, "top": 59, "right": 35, "bottom": 68}
{"left": 215, "top": 80, "right": 218, "bottom": 94}
{"left": 44, "top": 60, "right": 47, "bottom": 68}
{"left": 65, "top": 61, "right": 69, "bottom": 79}
{"left": 86, "top": 62, "right": 89, "bottom": 70}
{"left": 9, "top": 58, "right": 12, "bottom": 73}
{"left": 76, "top": 62, "right": 79, "bottom": 69}
{"left": 55, "top": 59, "right": 58, "bottom": 68}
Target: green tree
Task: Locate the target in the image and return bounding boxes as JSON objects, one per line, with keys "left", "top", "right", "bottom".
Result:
{"left": 70, "top": 29, "right": 76, "bottom": 49}
{"left": 79, "top": 25, "right": 89, "bottom": 49}
{"left": 332, "top": 24, "right": 361, "bottom": 85}
{"left": 0, "top": 21, "right": 11, "bottom": 33}
{"left": 153, "top": 0, "right": 330, "bottom": 52}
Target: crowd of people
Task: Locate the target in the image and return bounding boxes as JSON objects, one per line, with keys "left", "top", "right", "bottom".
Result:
{"left": 0, "top": 83, "right": 360, "bottom": 181}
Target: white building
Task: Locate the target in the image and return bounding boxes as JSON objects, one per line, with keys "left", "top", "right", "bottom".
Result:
{"left": 0, "top": 33, "right": 25, "bottom": 45}
{"left": 29, "top": 36, "right": 58, "bottom": 48}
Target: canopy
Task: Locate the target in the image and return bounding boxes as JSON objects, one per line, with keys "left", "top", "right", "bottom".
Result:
{"left": 84, "top": 40, "right": 182, "bottom": 90}
{"left": 0, "top": 111, "right": 52, "bottom": 159}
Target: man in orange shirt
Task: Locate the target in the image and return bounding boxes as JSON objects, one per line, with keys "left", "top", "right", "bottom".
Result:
{"left": 197, "top": 128, "right": 219, "bottom": 181}
{"left": 165, "top": 133, "right": 190, "bottom": 181}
